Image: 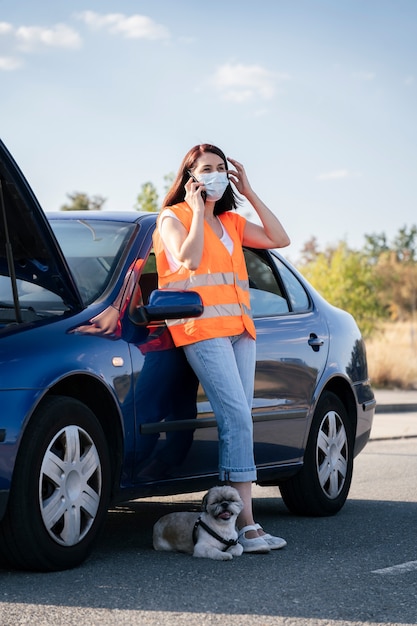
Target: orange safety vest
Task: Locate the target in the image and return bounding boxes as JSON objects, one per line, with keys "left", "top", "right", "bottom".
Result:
{"left": 153, "top": 202, "right": 256, "bottom": 347}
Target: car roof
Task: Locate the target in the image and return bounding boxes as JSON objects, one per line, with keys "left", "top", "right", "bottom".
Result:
{"left": 46, "top": 210, "right": 158, "bottom": 224}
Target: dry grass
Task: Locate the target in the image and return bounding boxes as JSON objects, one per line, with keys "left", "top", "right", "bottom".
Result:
{"left": 366, "top": 321, "right": 417, "bottom": 389}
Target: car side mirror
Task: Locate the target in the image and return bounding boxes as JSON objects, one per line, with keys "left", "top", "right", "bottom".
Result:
{"left": 129, "top": 289, "right": 203, "bottom": 326}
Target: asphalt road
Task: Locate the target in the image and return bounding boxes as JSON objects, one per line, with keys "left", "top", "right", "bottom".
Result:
{"left": 0, "top": 408, "right": 416, "bottom": 626}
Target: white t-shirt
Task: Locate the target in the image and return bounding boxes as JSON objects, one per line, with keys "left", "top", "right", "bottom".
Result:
{"left": 159, "top": 209, "right": 234, "bottom": 272}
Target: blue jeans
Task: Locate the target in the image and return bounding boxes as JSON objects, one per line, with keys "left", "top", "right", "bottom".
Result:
{"left": 183, "top": 331, "right": 257, "bottom": 482}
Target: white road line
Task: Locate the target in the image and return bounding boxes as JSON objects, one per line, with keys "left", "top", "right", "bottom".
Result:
{"left": 372, "top": 560, "right": 417, "bottom": 575}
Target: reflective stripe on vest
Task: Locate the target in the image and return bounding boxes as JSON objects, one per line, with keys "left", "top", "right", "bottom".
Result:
{"left": 162, "top": 272, "right": 249, "bottom": 292}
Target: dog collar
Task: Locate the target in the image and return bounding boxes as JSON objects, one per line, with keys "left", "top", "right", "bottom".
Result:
{"left": 192, "top": 516, "right": 239, "bottom": 552}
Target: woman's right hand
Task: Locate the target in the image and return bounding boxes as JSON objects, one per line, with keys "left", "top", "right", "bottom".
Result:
{"left": 184, "top": 176, "right": 205, "bottom": 212}
{"left": 161, "top": 176, "right": 205, "bottom": 271}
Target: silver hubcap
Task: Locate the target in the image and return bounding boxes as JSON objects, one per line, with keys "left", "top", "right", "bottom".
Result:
{"left": 39, "top": 425, "right": 102, "bottom": 546}
{"left": 316, "top": 410, "right": 348, "bottom": 499}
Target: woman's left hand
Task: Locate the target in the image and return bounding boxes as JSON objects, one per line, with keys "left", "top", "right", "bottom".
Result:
{"left": 227, "top": 157, "right": 291, "bottom": 250}
{"left": 227, "top": 157, "right": 252, "bottom": 197}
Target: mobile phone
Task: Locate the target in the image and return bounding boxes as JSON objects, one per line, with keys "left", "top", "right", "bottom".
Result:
{"left": 187, "top": 170, "right": 206, "bottom": 201}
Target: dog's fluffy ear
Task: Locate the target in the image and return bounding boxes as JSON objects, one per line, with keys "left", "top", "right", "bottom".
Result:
{"left": 201, "top": 491, "right": 209, "bottom": 512}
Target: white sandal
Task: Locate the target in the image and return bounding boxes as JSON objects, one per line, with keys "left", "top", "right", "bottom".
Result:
{"left": 254, "top": 523, "right": 287, "bottom": 550}
{"left": 238, "top": 525, "right": 270, "bottom": 553}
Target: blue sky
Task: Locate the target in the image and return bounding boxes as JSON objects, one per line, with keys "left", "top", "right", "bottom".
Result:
{"left": 1, "top": 0, "right": 416, "bottom": 262}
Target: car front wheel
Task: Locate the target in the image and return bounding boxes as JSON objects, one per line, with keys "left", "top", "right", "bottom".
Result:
{"left": 279, "top": 391, "right": 354, "bottom": 516}
{"left": 0, "top": 396, "right": 111, "bottom": 571}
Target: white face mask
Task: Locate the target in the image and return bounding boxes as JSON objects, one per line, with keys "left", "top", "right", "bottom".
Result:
{"left": 198, "top": 172, "right": 229, "bottom": 202}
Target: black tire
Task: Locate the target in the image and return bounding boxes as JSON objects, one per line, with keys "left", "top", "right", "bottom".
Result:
{"left": 0, "top": 396, "right": 111, "bottom": 571}
{"left": 279, "top": 391, "right": 354, "bottom": 516}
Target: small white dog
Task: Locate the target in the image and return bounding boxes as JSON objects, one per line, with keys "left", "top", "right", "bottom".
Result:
{"left": 152, "top": 485, "right": 244, "bottom": 561}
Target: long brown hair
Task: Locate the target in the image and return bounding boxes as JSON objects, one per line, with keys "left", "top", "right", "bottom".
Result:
{"left": 162, "top": 144, "right": 241, "bottom": 215}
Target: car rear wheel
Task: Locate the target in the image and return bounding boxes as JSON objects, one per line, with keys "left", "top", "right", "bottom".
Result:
{"left": 0, "top": 396, "right": 111, "bottom": 571}
{"left": 279, "top": 391, "right": 354, "bottom": 516}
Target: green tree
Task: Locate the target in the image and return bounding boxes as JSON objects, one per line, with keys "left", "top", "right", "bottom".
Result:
{"left": 299, "top": 242, "right": 384, "bottom": 338}
{"left": 373, "top": 249, "right": 417, "bottom": 321}
{"left": 60, "top": 192, "right": 106, "bottom": 211}
{"left": 299, "top": 236, "right": 320, "bottom": 265}
{"left": 392, "top": 224, "right": 417, "bottom": 262}
{"left": 363, "top": 224, "right": 417, "bottom": 320}
{"left": 134, "top": 182, "right": 159, "bottom": 212}
{"left": 363, "top": 232, "right": 389, "bottom": 263}
{"left": 163, "top": 172, "right": 175, "bottom": 195}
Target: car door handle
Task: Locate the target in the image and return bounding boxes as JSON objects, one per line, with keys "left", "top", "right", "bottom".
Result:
{"left": 308, "top": 334, "right": 324, "bottom": 352}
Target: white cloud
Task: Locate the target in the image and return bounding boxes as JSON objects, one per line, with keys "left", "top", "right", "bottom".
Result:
{"left": 1, "top": 20, "right": 80, "bottom": 69}
{"left": 211, "top": 62, "right": 289, "bottom": 103}
{"left": 0, "top": 21, "right": 13, "bottom": 35}
{"left": 77, "top": 11, "right": 170, "bottom": 40}
{"left": 15, "top": 24, "right": 81, "bottom": 51}
{"left": 316, "top": 169, "right": 360, "bottom": 181}
{"left": 0, "top": 55, "right": 22, "bottom": 70}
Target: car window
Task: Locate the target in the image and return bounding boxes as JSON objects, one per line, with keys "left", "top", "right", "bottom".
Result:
{"left": 0, "top": 275, "right": 70, "bottom": 325}
{"left": 138, "top": 253, "right": 158, "bottom": 305}
{"left": 274, "top": 257, "right": 310, "bottom": 312}
{"left": 244, "top": 249, "right": 310, "bottom": 316}
{"left": 244, "top": 249, "right": 290, "bottom": 317}
{"left": 50, "top": 219, "right": 136, "bottom": 305}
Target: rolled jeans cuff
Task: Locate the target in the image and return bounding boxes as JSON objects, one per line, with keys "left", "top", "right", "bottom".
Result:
{"left": 220, "top": 468, "right": 257, "bottom": 483}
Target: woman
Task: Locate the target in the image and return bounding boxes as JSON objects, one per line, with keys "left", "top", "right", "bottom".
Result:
{"left": 153, "top": 144, "right": 290, "bottom": 553}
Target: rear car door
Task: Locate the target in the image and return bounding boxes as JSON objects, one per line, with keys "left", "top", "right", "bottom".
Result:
{"left": 246, "top": 249, "right": 329, "bottom": 469}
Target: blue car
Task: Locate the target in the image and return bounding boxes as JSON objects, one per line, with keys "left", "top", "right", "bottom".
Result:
{"left": 0, "top": 138, "right": 375, "bottom": 571}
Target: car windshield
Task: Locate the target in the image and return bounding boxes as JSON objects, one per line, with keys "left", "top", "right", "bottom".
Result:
{"left": 0, "top": 218, "right": 136, "bottom": 326}
{"left": 49, "top": 218, "right": 136, "bottom": 305}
